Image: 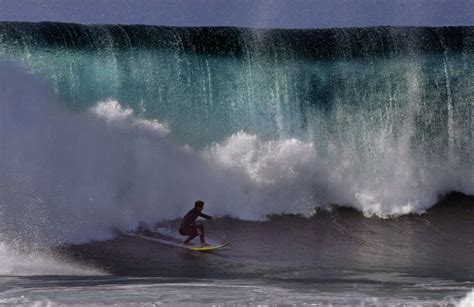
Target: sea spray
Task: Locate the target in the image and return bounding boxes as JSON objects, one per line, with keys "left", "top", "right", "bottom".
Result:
{"left": 0, "top": 242, "right": 103, "bottom": 276}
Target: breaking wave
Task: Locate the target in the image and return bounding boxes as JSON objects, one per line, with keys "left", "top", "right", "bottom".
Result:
{"left": 0, "top": 62, "right": 472, "bottom": 250}
{"left": 0, "top": 23, "right": 472, "bottom": 264}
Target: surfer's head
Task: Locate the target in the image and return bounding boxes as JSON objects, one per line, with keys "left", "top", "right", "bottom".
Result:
{"left": 194, "top": 200, "right": 205, "bottom": 211}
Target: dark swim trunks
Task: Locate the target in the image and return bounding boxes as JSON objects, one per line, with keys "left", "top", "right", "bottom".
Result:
{"left": 179, "top": 208, "right": 211, "bottom": 236}
{"left": 179, "top": 224, "right": 204, "bottom": 236}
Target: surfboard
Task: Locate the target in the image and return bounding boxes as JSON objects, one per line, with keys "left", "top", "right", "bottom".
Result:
{"left": 121, "top": 231, "right": 230, "bottom": 251}
{"left": 188, "top": 241, "right": 230, "bottom": 251}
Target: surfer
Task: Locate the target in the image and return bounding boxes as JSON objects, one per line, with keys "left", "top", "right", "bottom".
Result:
{"left": 179, "top": 200, "right": 214, "bottom": 247}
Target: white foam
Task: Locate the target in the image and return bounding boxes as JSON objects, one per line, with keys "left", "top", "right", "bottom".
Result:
{"left": 91, "top": 99, "right": 169, "bottom": 135}
{"left": 458, "top": 289, "right": 474, "bottom": 307}
{"left": 205, "top": 132, "right": 317, "bottom": 185}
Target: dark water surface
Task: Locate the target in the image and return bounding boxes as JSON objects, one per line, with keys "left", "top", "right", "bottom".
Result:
{"left": 61, "top": 193, "right": 474, "bottom": 281}
{"left": 0, "top": 194, "right": 464, "bottom": 305}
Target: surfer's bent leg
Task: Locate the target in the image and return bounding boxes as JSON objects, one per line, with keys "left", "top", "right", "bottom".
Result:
{"left": 184, "top": 234, "right": 197, "bottom": 244}
{"left": 181, "top": 227, "right": 197, "bottom": 244}
{"left": 197, "top": 225, "right": 205, "bottom": 244}
{"left": 184, "top": 235, "right": 196, "bottom": 244}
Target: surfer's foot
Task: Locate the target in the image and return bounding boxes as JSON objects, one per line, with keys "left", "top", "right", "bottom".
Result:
{"left": 184, "top": 241, "right": 194, "bottom": 246}
{"left": 201, "top": 242, "right": 210, "bottom": 247}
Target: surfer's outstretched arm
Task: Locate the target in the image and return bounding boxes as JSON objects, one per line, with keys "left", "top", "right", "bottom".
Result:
{"left": 199, "top": 212, "right": 213, "bottom": 220}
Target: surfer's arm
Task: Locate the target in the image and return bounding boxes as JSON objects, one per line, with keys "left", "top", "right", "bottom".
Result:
{"left": 199, "top": 213, "right": 213, "bottom": 220}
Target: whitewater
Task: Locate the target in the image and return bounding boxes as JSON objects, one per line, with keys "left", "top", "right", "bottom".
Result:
{"left": 0, "top": 22, "right": 473, "bottom": 305}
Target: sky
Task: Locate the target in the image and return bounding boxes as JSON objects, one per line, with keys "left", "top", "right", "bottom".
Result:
{"left": 0, "top": 0, "right": 473, "bottom": 29}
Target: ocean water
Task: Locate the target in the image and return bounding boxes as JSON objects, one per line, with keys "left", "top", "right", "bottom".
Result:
{"left": 0, "top": 22, "right": 473, "bottom": 305}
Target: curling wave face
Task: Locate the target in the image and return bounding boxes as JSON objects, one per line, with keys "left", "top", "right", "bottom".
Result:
{"left": 0, "top": 62, "right": 472, "bottom": 249}
{"left": 0, "top": 23, "right": 473, "bottom": 247}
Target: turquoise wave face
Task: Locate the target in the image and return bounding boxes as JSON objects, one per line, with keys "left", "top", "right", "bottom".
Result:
{"left": 0, "top": 23, "right": 472, "bottom": 149}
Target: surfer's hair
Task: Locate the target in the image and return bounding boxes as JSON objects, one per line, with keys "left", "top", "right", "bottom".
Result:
{"left": 194, "top": 200, "right": 205, "bottom": 208}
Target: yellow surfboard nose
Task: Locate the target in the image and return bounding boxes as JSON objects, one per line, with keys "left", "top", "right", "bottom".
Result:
{"left": 189, "top": 242, "right": 231, "bottom": 251}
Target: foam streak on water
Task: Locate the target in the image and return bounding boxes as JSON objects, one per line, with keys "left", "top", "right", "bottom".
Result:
{"left": 0, "top": 276, "right": 471, "bottom": 306}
